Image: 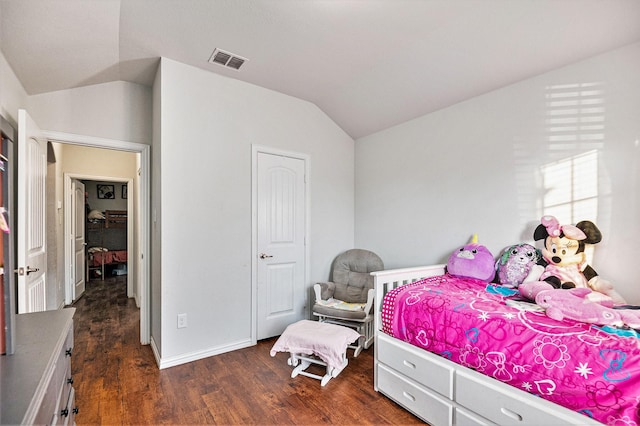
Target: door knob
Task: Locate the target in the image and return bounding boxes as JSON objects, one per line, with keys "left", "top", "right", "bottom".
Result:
{"left": 14, "top": 266, "right": 40, "bottom": 276}
{"left": 259, "top": 253, "right": 273, "bottom": 259}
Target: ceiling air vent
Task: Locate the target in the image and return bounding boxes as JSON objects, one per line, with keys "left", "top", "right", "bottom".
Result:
{"left": 208, "top": 48, "right": 247, "bottom": 71}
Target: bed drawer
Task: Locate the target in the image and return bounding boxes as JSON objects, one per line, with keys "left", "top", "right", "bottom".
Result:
{"left": 377, "top": 333, "right": 454, "bottom": 399}
{"left": 455, "top": 369, "right": 599, "bottom": 426}
{"left": 455, "top": 407, "right": 495, "bottom": 426}
{"left": 378, "top": 363, "right": 453, "bottom": 426}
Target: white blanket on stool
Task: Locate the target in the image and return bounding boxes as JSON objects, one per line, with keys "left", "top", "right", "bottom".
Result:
{"left": 270, "top": 320, "right": 361, "bottom": 370}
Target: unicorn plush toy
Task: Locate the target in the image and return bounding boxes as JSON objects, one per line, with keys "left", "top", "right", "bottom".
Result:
{"left": 447, "top": 234, "right": 495, "bottom": 282}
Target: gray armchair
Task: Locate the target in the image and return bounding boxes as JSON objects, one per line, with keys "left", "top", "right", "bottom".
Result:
{"left": 313, "top": 249, "right": 384, "bottom": 356}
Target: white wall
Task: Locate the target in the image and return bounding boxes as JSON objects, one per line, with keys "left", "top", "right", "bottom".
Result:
{"left": 0, "top": 51, "right": 28, "bottom": 126}
{"left": 151, "top": 64, "right": 162, "bottom": 353}
{"left": 2, "top": 52, "right": 152, "bottom": 146}
{"left": 155, "top": 58, "right": 354, "bottom": 363}
{"left": 355, "top": 42, "right": 640, "bottom": 304}
{"left": 27, "top": 81, "right": 152, "bottom": 145}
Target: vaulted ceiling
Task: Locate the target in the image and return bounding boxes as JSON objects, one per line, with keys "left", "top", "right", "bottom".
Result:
{"left": 2, "top": 0, "right": 640, "bottom": 139}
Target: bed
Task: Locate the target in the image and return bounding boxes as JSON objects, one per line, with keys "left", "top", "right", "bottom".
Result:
{"left": 87, "top": 248, "right": 127, "bottom": 279}
{"left": 373, "top": 264, "right": 640, "bottom": 426}
{"left": 89, "top": 249, "right": 127, "bottom": 267}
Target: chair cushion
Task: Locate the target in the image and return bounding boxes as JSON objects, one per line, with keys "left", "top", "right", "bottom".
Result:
{"left": 333, "top": 272, "right": 371, "bottom": 303}
{"left": 332, "top": 249, "right": 383, "bottom": 303}
{"left": 313, "top": 303, "right": 369, "bottom": 320}
{"left": 315, "top": 298, "right": 366, "bottom": 311}
{"left": 316, "top": 282, "right": 336, "bottom": 300}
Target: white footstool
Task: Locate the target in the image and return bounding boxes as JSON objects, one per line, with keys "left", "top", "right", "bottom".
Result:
{"left": 270, "top": 320, "right": 361, "bottom": 386}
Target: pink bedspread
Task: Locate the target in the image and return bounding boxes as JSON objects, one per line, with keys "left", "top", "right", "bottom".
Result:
{"left": 381, "top": 273, "right": 640, "bottom": 425}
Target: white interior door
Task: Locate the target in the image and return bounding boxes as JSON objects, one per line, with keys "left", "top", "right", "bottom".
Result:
{"left": 256, "top": 152, "right": 306, "bottom": 339}
{"left": 17, "top": 109, "right": 47, "bottom": 313}
{"left": 72, "top": 179, "right": 86, "bottom": 300}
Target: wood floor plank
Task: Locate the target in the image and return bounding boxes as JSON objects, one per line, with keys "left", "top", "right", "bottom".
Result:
{"left": 72, "top": 276, "right": 423, "bottom": 424}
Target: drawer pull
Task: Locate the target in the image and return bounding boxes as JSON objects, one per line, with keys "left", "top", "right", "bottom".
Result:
{"left": 402, "top": 360, "right": 416, "bottom": 369}
{"left": 500, "top": 407, "right": 523, "bottom": 422}
{"left": 61, "top": 408, "right": 69, "bottom": 418}
{"left": 402, "top": 391, "right": 416, "bottom": 402}
{"left": 67, "top": 376, "right": 74, "bottom": 385}
{"left": 65, "top": 347, "right": 73, "bottom": 357}
{"left": 73, "top": 407, "right": 79, "bottom": 415}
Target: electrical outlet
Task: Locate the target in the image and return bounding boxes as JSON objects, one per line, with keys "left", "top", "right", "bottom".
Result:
{"left": 177, "top": 313, "right": 188, "bottom": 329}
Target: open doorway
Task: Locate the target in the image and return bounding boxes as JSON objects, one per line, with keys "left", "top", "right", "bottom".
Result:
{"left": 69, "top": 177, "right": 133, "bottom": 300}
{"left": 45, "top": 131, "right": 150, "bottom": 345}
{"left": 84, "top": 180, "right": 129, "bottom": 283}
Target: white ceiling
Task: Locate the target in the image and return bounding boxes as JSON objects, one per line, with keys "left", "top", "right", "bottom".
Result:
{"left": 2, "top": 0, "right": 640, "bottom": 139}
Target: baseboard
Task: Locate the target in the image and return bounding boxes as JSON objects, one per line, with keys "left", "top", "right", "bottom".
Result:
{"left": 150, "top": 336, "right": 161, "bottom": 368}
{"left": 153, "top": 338, "right": 255, "bottom": 369}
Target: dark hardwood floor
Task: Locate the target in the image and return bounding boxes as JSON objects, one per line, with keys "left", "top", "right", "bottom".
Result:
{"left": 71, "top": 277, "right": 423, "bottom": 425}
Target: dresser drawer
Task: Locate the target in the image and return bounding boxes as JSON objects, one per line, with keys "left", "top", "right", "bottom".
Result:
{"left": 53, "top": 325, "right": 74, "bottom": 398}
{"left": 56, "top": 325, "right": 74, "bottom": 413}
{"left": 32, "top": 320, "right": 74, "bottom": 425}
{"left": 52, "top": 385, "right": 76, "bottom": 426}
{"left": 32, "top": 327, "right": 72, "bottom": 425}
{"left": 456, "top": 369, "right": 598, "bottom": 425}
{"left": 377, "top": 333, "right": 454, "bottom": 399}
{"left": 378, "top": 363, "right": 453, "bottom": 426}
{"left": 53, "top": 362, "right": 74, "bottom": 425}
{"left": 62, "top": 387, "right": 76, "bottom": 426}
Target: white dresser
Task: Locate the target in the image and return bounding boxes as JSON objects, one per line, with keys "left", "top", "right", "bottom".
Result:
{"left": 1, "top": 308, "right": 77, "bottom": 425}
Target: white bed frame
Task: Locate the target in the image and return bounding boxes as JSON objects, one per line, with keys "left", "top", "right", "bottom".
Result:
{"left": 372, "top": 265, "right": 603, "bottom": 426}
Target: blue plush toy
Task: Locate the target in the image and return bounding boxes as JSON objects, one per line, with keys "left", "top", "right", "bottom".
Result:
{"left": 495, "top": 243, "right": 541, "bottom": 288}
{"left": 447, "top": 235, "right": 495, "bottom": 282}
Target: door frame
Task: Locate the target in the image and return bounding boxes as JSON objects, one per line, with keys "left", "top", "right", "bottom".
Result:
{"left": 64, "top": 174, "right": 134, "bottom": 300}
{"left": 43, "top": 130, "right": 151, "bottom": 345}
{"left": 251, "top": 145, "right": 310, "bottom": 344}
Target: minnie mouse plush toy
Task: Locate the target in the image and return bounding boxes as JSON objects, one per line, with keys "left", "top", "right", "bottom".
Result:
{"left": 519, "top": 215, "right": 626, "bottom": 304}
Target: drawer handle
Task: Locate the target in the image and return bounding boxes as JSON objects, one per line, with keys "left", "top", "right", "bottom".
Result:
{"left": 402, "top": 391, "right": 416, "bottom": 402}
{"left": 73, "top": 407, "right": 79, "bottom": 415}
{"left": 403, "top": 360, "right": 416, "bottom": 369}
{"left": 67, "top": 376, "right": 74, "bottom": 385}
{"left": 65, "top": 348, "right": 73, "bottom": 357}
{"left": 61, "top": 408, "right": 69, "bottom": 418}
{"left": 500, "top": 407, "right": 523, "bottom": 422}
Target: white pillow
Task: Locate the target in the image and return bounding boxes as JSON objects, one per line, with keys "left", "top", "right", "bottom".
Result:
{"left": 88, "top": 209, "right": 105, "bottom": 220}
